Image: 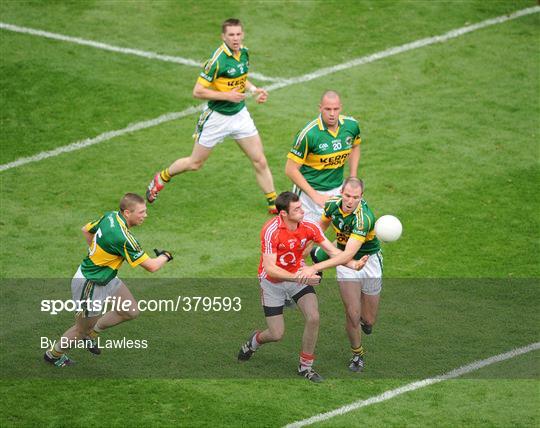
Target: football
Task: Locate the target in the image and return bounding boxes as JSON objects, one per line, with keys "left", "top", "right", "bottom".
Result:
{"left": 374, "top": 215, "right": 402, "bottom": 242}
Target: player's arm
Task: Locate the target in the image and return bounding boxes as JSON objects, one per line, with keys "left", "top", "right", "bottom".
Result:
{"left": 285, "top": 158, "right": 329, "bottom": 208}
{"left": 81, "top": 226, "right": 94, "bottom": 246}
{"left": 192, "top": 81, "right": 245, "bottom": 103}
{"left": 139, "top": 249, "right": 173, "bottom": 273}
{"left": 245, "top": 80, "right": 268, "bottom": 104}
{"left": 301, "top": 237, "right": 367, "bottom": 276}
{"left": 348, "top": 144, "right": 361, "bottom": 178}
{"left": 262, "top": 253, "right": 320, "bottom": 286}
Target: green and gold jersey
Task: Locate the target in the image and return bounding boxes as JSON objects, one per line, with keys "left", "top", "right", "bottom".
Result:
{"left": 323, "top": 196, "right": 380, "bottom": 260}
{"left": 287, "top": 115, "right": 361, "bottom": 191}
{"left": 197, "top": 42, "right": 249, "bottom": 115}
{"left": 80, "top": 211, "right": 149, "bottom": 285}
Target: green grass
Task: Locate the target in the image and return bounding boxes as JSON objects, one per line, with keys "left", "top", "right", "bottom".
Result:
{"left": 1, "top": 1, "right": 539, "bottom": 426}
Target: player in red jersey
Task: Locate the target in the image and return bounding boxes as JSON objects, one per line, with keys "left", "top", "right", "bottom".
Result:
{"left": 238, "top": 191, "right": 368, "bottom": 382}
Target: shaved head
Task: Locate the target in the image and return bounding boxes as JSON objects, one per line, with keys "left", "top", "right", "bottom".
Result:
{"left": 320, "top": 90, "right": 341, "bottom": 103}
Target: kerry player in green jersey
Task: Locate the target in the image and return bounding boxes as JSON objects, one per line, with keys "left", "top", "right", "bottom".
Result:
{"left": 146, "top": 18, "right": 278, "bottom": 213}
{"left": 285, "top": 90, "right": 361, "bottom": 222}
{"left": 310, "top": 178, "right": 383, "bottom": 372}
{"left": 44, "top": 193, "right": 173, "bottom": 367}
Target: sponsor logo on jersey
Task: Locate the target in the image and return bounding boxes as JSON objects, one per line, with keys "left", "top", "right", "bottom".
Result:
{"left": 227, "top": 68, "right": 236, "bottom": 75}
{"left": 320, "top": 153, "right": 350, "bottom": 166}
{"left": 319, "top": 143, "right": 329, "bottom": 150}
{"left": 346, "top": 136, "right": 353, "bottom": 147}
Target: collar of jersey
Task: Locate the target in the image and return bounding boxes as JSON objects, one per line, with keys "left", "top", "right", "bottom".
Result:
{"left": 317, "top": 114, "right": 345, "bottom": 136}
{"left": 221, "top": 42, "right": 244, "bottom": 59}
{"left": 277, "top": 216, "right": 302, "bottom": 231}
{"left": 115, "top": 211, "right": 128, "bottom": 228}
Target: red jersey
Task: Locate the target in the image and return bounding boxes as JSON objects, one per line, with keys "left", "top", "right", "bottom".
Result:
{"left": 258, "top": 216, "right": 325, "bottom": 283}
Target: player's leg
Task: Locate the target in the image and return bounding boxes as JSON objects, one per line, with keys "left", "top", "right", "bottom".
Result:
{"left": 91, "top": 281, "right": 140, "bottom": 332}
{"left": 235, "top": 134, "right": 277, "bottom": 213}
{"left": 238, "top": 278, "right": 286, "bottom": 361}
{"left": 359, "top": 252, "right": 383, "bottom": 335}
{"left": 293, "top": 286, "right": 323, "bottom": 382}
{"left": 44, "top": 314, "right": 99, "bottom": 367}
{"left": 337, "top": 263, "right": 366, "bottom": 372}
{"left": 146, "top": 108, "right": 224, "bottom": 203}
{"left": 146, "top": 143, "right": 213, "bottom": 203}
{"left": 360, "top": 292, "right": 380, "bottom": 335}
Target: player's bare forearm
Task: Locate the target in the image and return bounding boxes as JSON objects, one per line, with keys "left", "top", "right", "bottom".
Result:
{"left": 140, "top": 254, "right": 171, "bottom": 273}
{"left": 348, "top": 145, "right": 360, "bottom": 177}
{"left": 285, "top": 159, "right": 320, "bottom": 201}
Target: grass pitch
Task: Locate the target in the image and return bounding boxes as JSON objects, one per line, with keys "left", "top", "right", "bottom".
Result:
{"left": 1, "top": 1, "right": 539, "bottom": 426}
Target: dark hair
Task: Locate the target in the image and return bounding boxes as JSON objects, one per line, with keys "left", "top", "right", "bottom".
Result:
{"left": 342, "top": 177, "right": 364, "bottom": 192}
{"left": 275, "top": 191, "right": 300, "bottom": 214}
{"left": 222, "top": 18, "right": 243, "bottom": 33}
{"left": 119, "top": 193, "right": 145, "bottom": 212}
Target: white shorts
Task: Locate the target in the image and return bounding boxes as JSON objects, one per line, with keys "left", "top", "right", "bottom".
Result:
{"left": 336, "top": 251, "right": 383, "bottom": 295}
{"left": 259, "top": 277, "right": 314, "bottom": 308}
{"left": 293, "top": 185, "right": 342, "bottom": 223}
{"left": 71, "top": 266, "right": 122, "bottom": 318}
{"left": 194, "top": 106, "right": 258, "bottom": 148}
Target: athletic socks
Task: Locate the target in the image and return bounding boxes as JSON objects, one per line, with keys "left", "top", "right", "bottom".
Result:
{"left": 251, "top": 331, "right": 262, "bottom": 350}
{"left": 265, "top": 191, "right": 277, "bottom": 208}
{"left": 159, "top": 168, "right": 171, "bottom": 183}
{"left": 299, "top": 351, "right": 315, "bottom": 372}
{"left": 351, "top": 345, "right": 365, "bottom": 357}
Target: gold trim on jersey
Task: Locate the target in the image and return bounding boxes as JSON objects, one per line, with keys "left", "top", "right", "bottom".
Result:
{"left": 303, "top": 148, "right": 352, "bottom": 170}
{"left": 89, "top": 244, "right": 124, "bottom": 270}
{"left": 349, "top": 233, "right": 366, "bottom": 243}
{"left": 208, "top": 74, "right": 247, "bottom": 92}
{"left": 124, "top": 244, "right": 149, "bottom": 267}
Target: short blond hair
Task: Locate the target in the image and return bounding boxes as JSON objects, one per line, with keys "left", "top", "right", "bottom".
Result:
{"left": 119, "top": 193, "right": 145, "bottom": 212}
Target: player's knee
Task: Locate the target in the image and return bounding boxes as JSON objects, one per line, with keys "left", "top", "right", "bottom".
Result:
{"left": 121, "top": 307, "right": 140, "bottom": 320}
{"left": 188, "top": 158, "right": 205, "bottom": 171}
{"left": 346, "top": 309, "right": 361, "bottom": 327}
{"left": 269, "top": 326, "right": 285, "bottom": 342}
{"left": 362, "top": 314, "right": 376, "bottom": 326}
{"left": 251, "top": 155, "right": 268, "bottom": 172}
{"left": 305, "top": 310, "right": 320, "bottom": 327}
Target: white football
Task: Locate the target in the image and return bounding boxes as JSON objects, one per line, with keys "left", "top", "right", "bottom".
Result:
{"left": 374, "top": 215, "right": 402, "bottom": 242}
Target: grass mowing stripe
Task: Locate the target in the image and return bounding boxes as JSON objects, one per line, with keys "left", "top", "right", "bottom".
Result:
{"left": 284, "top": 342, "right": 540, "bottom": 428}
{"left": 1, "top": 5, "right": 537, "bottom": 173}
{"left": 0, "top": 21, "right": 282, "bottom": 83}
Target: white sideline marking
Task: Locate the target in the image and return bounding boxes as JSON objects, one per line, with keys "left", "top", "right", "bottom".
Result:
{"left": 1, "top": 6, "right": 538, "bottom": 173}
{"left": 268, "top": 6, "right": 540, "bottom": 91}
{"left": 284, "top": 342, "right": 540, "bottom": 428}
{"left": 0, "top": 22, "right": 281, "bottom": 83}
{"left": 0, "top": 106, "right": 204, "bottom": 172}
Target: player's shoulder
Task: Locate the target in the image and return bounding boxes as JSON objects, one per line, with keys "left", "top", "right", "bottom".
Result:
{"left": 301, "top": 219, "right": 324, "bottom": 236}
{"left": 295, "top": 117, "right": 320, "bottom": 141}
{"left": 339, "top": 114, "right": 358, "bottom": 124}
{"left": 324, "top": 196, "right": 342, "bottom": 213}
{"left": 261, "top": 216, "right": 280, "bottom": 234}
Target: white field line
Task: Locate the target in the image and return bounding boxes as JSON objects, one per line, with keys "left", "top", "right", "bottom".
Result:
{"left": 267, "top": 5, "right": 540, "bottom": 91}
{"left": 0, "top": 22, "right": 281, "bottom": 83}
{"left": 285, "top": 342, "right": 540, "bottom": 428}
{"left": 1, "top": 6, "right": 538, "bottom": 173}
{"left": 0, "top": 107, "right": 204, "bottom": 172}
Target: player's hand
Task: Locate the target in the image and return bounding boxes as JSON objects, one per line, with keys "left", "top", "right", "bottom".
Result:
{"left": 313, "top": 192, "right": 330, "bottom": 208}
{"left": 253, "top": 88, "right": 268, "bottom": 104}
{"left": 353, "top": 255, "right": 369, "bottom": 271}
{"left": 228, "top": 87, "right": 246, "bottom": 103}
{"left": 154, "top": 248, "right": 173, "bottom": 262}
{"left": 294, "top": 269, "right": 321, "bottom": 286}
